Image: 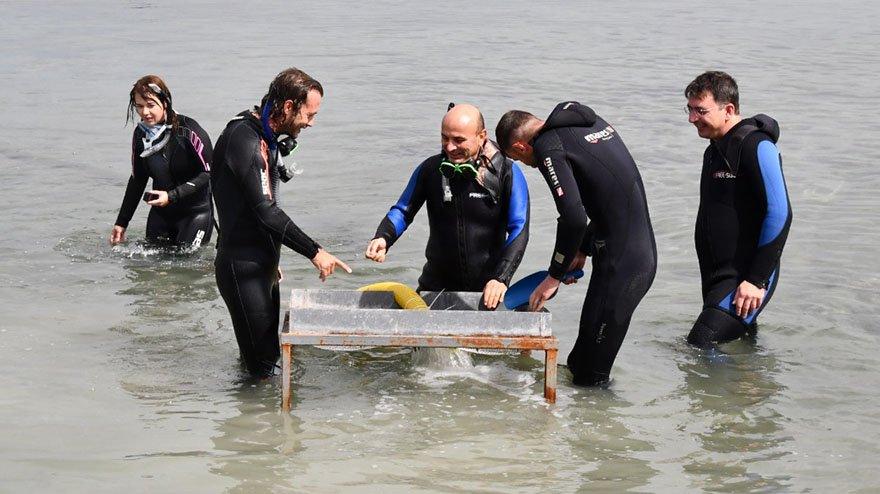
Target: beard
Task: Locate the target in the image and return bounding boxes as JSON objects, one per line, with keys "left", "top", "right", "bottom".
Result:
{"left": 275, "top": 113, "right": 302, "bottom": 138}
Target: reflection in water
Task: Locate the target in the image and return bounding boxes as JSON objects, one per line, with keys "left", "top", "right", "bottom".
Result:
{"left": 105, "top": 241, "right": 238, "bottom": 411}
{"left": 210, "top": 384, "right": 303, "bottom": 494}
{"left": 675, "top": 338, "right": 793, "bottom": 492}
{"left": 557, "top": 385, "right": 658, "bottom": 492}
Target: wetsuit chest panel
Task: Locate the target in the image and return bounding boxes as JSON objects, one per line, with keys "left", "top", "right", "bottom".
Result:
{"left": 697, "top": 137, "right": 767, "bottom": 282}
{"left": 420, "top": 163, "right": 508, "bottom": 290}
{"left": 143, "top": 148, "right": 174, "bottom": 190}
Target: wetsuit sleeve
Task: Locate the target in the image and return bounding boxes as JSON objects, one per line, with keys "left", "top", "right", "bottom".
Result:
{"left": 744, "top": 139, "right": 792, "bottom": 287}
{"left": 114, "top": 133, "right": 149, "bottom": 228}
{"left": 373, "top": 161, "right": 428, "bottom": 249}
{"left": 579, "top": 221, "right": 596, "bottom": 256}
{"left": 225, "top": 127, "right": 321, "bottom": 259}
{"left": 534, "top": 132, "right": 588, "bottom": 280}
{"left": 492, "top": 162, "right": 530, "bottom": 285}
{"left": 168, "top": 120, "right": 213, "bottom": 204}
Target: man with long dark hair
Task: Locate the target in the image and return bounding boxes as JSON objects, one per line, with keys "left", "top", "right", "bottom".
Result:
{"left": 212, "top": 67, "right": 351, "bottom": 378}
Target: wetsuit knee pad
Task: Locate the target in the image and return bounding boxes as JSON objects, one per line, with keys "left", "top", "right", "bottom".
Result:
{"left": 687, "top": 307, "right": 748, "bottom": 347}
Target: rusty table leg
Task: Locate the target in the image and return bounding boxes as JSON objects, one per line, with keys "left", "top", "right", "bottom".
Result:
{"left": 282, "top": 343, "right": 292, "bottom": 411}
{"left": 544, "top": 349, "right": 557, "bottom": 403}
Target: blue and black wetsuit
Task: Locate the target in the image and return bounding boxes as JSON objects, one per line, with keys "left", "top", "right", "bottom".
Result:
{"left": 212, "top": 111, "right": 322, "bottom": 377}
{"left": 531, "top": 102, "right": 657, "bottom": 386}
{"left": 689, "top": 115, "right": 792, "bottom": 346}
{"left": 114, "top": 114, "right": 213, "bottom": 248}
{"left": 373, "top": 141, "right": 530, "bottom": 292}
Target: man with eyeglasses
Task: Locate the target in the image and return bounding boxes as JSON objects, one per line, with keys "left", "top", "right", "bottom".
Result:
{"left": 365, "top": 103, "right": 530, "bottom": 310}
{"left": 495, "top": 102, "right": 657, "bottom": 387}
{"left": 684, "top": 71, "right": 792, "bottom": 348}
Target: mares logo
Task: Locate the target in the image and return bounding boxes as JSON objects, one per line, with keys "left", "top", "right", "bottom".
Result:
{"left": 584, "top": 126, "right": 616, "bottom": 144}
{"left": 713, "top": 171, "right": 736, "bottom": 179}
{"left": 260, "top": 169, "right": 271, "bottom": 196}
{"left": 192, "top": 229, "right": 205, "bottom": 250}
{"left": 543, "top": 157, "right": 564, "bottom": 197}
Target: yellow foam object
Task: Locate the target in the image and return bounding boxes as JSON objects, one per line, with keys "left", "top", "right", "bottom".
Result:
{"left": 358, "top": 282, "right": 428, "bottom": 310}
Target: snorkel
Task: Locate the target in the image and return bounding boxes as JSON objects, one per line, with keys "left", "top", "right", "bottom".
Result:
{"left": 260, "top": 99, "right": 301, "bottom": 182}
{"left": 260, "top": 100, "right": 277, "bottom": 151}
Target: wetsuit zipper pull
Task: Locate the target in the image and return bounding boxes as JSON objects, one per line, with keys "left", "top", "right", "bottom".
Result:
{"left": 442, "top": 175, "right": 452, "bottom": 203}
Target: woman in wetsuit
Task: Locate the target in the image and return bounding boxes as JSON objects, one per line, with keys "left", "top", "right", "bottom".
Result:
{"left": 109, "top": 75, "right": 213, "bottom": 250}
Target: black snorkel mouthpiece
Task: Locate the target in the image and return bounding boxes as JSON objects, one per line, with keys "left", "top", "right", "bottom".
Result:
{"left": 276, "top": 136, "right": 300, "bottom": 182}
{"left": 277, "top": 136, "right": 297, "bottom": 157}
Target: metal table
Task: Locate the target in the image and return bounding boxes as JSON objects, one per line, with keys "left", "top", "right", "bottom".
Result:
{"left": 281, "top": 289, "right": 558, "bottom": 410}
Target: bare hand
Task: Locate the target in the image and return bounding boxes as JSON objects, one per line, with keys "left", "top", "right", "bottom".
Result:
{"left": 733, "top": 280, "right": 765, "bottom": 319}
{"left": 277, "top": 267, "right": 283, "bottom": 282}
{"left": 311, "top": 248, "right": 353, "bottom": 282}
{"left": 564, "top": 251, "right": 588, "bottom": 284}
{"left": 364, "top": 237, "right": 388, "bottom": 263}
{"left": 146, "top": 190, "right": 170, "bottom": 207}
{"left": 482, "top": 279, "right": 507, "bottom": 310}
{"left": 528, "top": 275, "right": 560, "bottom": 312}
{"left": 110, "top": 225, "right": 126, "bottom": 245}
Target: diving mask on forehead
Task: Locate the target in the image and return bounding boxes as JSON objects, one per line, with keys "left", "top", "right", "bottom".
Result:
{"left": 147, "top": 83, "right": 165, "bottom": 98}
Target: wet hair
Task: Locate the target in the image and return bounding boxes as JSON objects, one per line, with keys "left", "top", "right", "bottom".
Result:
{"left": 127, "top": 74, "right": 178, "bottom": 130}
{"left": 495, "top": 110, "right": 538, "bottom": 153}
{"left": 257, "top": 67, "right": 324, "bottom": 120}
{"left": 685, "top": 71, "right": 740, "bottom": 113}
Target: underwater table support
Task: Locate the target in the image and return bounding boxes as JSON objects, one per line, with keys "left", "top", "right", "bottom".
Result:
{"left": 280, "top": 289, "right": 559, "bottom": 411}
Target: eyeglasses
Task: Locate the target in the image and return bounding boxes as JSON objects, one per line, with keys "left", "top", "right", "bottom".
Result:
{"left": 439, "top": 160, "right": 479, "bottom": 179}
{"left": 685, "top": 105, "right": 722, "bottom": 117}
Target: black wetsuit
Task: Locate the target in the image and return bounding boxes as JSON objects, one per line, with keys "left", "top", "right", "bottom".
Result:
{"left": 688, "top": 115, "right": 792, "bottom": 347}
{"left": 114, "top": 114, "right": 213, "bottom": 248}
{"left": 212, "top": 111, "right": 321, "bottom": 377}
{"left": 532, "top": 102, "right": 657, "bottom": 386}
{"left": 373, "top": 141, "right": 530, "bottom": 292}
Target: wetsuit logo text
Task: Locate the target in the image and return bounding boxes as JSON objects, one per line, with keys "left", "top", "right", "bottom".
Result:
{"left": 712, "top": 171, "right": 736, "bottom": 179}
{"left": 584, "top": 126, "right": 616, "bottom": 144}
{"left": 543, "top": 157, "right": 564, "bottom": 197}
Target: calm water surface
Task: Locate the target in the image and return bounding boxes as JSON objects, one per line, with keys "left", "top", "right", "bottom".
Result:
{"left": 1, "top": 1, "right": 878, "bottom": 492}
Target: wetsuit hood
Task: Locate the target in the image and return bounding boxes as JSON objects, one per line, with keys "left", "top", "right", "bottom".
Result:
{"left": 716, "top": 114, "right": 780, "bottom": 172}
{"left": 541, "top": 101, "right": 598, "bottom": 132}
{"left": 741, "top": 114, "right": 780, "bottom": 143}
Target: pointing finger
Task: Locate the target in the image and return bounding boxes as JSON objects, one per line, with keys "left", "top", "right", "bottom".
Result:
{"left": 336, "top": 259, "right": 352, "bottom": 274}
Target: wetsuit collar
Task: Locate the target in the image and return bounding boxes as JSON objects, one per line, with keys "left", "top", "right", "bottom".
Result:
{"left": 540, "top": 101, "right": 598, "bottom": 134}
{"left": 713, "top": 114, "right": 780, "bottom": 172}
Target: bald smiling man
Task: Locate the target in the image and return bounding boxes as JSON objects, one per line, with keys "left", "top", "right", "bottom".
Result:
{"left": 365, "top": 104, "right": 530, "bottom": 309}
